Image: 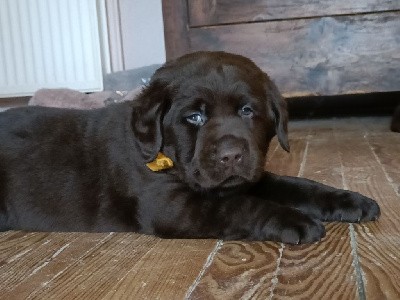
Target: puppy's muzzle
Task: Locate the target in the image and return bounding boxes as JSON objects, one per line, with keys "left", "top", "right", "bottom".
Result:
{"left": 213, "top": 136, "right": 248, "bottom": 176}
{"left": 218, "top": 138, "right": 244, "bottom": 166}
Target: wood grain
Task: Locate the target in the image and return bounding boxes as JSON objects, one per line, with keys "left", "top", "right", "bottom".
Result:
{"left": 189, "top": 12, "right": 400, "bottom": 97}
{"left": 188, "top": 241, "right": 282, "bottom": 299}
{"left": 188, "top": 0, "right": 400, "bottom": 27}
{"left": 0, "top": 232, "right": 217, "bottom": 299}
{"left": 27, "top": 234, "right": 162, "bottom": 299}
{"left": 99, "top": 239, "right": 218, "bottom": 299}
{"left": 272, "top": 224, "right": 357, "bottom": 299}
{"left": 0, "top": 231, "right": 49, "bottom": 261}
{"left": 0, "top": 232, "right": 87, "bottom": 294}
{"left": 162, "top": 0, "right": 190, "bottom": 60}
{"left": 0, "top": 232, "right": 117, "bottom": 299}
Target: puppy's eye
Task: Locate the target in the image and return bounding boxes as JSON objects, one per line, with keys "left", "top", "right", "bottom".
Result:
{"left": 240, "top": 105, "right": 254, "bottom": 117}
{"left": 185, "top": 113, "right": 205, "bottom": 126}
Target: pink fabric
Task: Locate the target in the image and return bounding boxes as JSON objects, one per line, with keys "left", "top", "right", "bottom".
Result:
{"left": 29, "top": 87, "right": 143, "bottom": 109}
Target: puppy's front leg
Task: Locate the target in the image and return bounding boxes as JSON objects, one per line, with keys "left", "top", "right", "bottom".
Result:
{"left": 219, "top": 196, "right": 326, "bottom": 244}
{"left": 251, "top": 172, "right": 380, "bottom": 223}
{"left": 150, "top": 191, "right": 325, "bottom": 244}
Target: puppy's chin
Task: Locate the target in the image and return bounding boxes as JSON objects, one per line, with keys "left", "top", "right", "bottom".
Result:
{"left": 184, "top": 167, "right": 262, "bottom": 192}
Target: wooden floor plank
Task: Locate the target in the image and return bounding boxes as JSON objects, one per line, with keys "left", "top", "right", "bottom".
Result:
{"left": 101, "top": 239, "right": 218, "bottom": 299}
{"left": 0, "top": 232, "right": 115, "bottom": 299}
{"left": 0, "top": 232, "right": 83, "bottom": 293}
{"left": 13, "top": 234, "right": 216, "bottom": 300}
{"left": 189, "top": 241, "right": 282, "bottom": 299}
{"left": 273, "top": 224, "right": 356, "bottom": 299}
{"left": 367, "top": 133, "right": 400, "bottom": 196}
{"left": 271, "top": 127, "right": 359, "bottom": 299}
{"left": 0, "top": 231, "right": 49, "bottom": 262}
{"left": 334, "top": 128, "right": 400, "bottom": 298}
{"left": 25, "top": 233, "right": 161, "bottom": 299}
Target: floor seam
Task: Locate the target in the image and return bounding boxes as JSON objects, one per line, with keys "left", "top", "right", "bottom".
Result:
{"left": 349, "top": 224, "right": 366, "bottom": 300}
{"left": 184, "top": 239, "right": 223, "bottom": 299}
{"left": 268, "top": 243, "right": 285, "bottom": 300}
{"left": 335, "top": 126, "right": 366, "bottom": 300}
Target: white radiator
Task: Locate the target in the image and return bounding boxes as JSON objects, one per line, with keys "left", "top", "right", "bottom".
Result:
{"left": 0, "top": 0, "right": 103, "bottom": 98}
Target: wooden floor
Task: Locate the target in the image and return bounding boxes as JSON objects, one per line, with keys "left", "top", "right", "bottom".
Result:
{"left": 1, "top": 116, "right": 400, "bottom": 299}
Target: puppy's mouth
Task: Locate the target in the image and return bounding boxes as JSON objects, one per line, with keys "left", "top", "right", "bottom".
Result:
{"left": 220, "top": 175, "right": 247, "bottom": 187}
{"left": 188, "top": 168, "right": 251, "bottom": 191}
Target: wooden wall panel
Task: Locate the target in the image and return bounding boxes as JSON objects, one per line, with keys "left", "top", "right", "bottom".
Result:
{"left": 188, "top": 0, "right": 400, "bottom": 27}
{"left": 189, "top": 12, "right": 400, "bottom": 97}
{"left": 162, "top": 0, "right": 190, "bottom": 60}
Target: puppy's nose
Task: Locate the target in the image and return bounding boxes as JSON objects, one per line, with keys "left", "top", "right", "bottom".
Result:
{"left": 219, "top": 147, "right": 243, "bottom": 166}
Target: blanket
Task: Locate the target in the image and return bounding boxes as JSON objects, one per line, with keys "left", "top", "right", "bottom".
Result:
{"left": 29, "top": 87, "right": 142, "bottom": 109}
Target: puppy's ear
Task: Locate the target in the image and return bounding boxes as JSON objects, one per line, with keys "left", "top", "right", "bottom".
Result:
{"left": 131, "top": 82, "right": 170, "bottom": 162}
{"left": 264, "top": 74, "right": 290, "bottom": 152}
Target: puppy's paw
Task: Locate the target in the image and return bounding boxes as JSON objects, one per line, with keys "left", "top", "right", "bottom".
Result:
{"left": 266, "top": 211, "right": 326, "bottom": 244}
{"left": 325, "top": 191, "right": 380, "bottom": 223}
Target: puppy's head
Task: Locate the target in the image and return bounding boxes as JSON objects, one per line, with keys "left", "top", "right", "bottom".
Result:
{"left": 132, "top": 51, "right": 289, "bottom": 190}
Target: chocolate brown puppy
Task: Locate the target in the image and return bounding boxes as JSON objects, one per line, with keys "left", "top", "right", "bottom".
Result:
{"left": 0, "top": 51, "right": 380, "bottom": 244}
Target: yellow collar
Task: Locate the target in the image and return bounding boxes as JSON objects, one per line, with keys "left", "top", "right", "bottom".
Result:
{"left": 146, "top": 152, "right": 174, "bottom": 171}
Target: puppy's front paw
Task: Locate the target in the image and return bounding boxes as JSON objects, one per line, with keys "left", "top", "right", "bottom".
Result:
{"left": 326, "top": 191, "right": 380, "bottom": 223}
{"left": 266, "top": 210, "right": 326, "bottom": 244}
